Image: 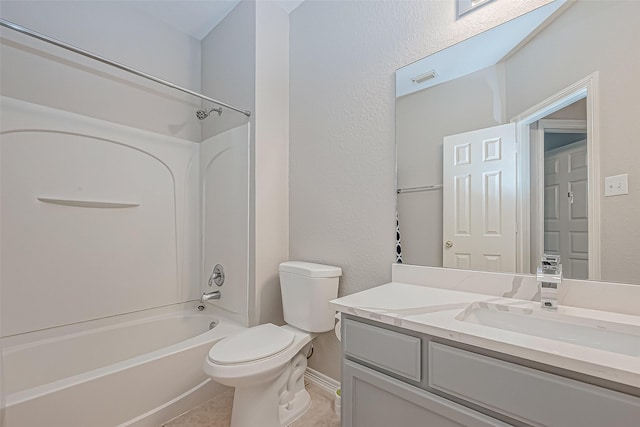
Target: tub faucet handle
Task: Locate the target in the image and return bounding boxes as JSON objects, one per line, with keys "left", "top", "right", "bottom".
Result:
{"left": 208, "top": 264, "right": 225, "bottom": 287}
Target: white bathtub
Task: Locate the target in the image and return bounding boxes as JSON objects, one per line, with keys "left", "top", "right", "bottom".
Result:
{"left": 1, "top": 303, "right": 246, "bottom": 427}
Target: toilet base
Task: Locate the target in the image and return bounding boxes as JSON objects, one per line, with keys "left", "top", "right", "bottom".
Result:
{"left": 231, "top": 385, "right": 311, "bottom": 427}
{"left": 280, "top": 388, "right": 311, "bottom": 426}
{"left": 229, "top": 348, "right": 312, "bottom": 427}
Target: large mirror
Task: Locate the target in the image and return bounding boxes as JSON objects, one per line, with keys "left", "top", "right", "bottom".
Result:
{"left": 396, "top": 0, "right": 640, "bottom": 285}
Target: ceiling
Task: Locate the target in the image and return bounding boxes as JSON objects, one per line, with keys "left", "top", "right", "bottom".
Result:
{"left": 129, "top": 0, "right": 304, "bottom": 40}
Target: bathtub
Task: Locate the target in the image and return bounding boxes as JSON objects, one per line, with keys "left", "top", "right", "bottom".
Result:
{"left": 1, "top": 303, "right": 246, "bottom": 427}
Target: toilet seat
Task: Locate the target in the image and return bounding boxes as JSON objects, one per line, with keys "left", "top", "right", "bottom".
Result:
{"left": 208, "top": 323, "right": 295, "bottom": 365}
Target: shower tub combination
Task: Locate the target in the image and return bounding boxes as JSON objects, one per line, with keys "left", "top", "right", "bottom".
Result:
{"left": 0, "top": 96, "right": 251, "bottom": 427}
{"left": 2, "top": 303, "right": 246, "bottom": 427}
{"left": 1, "top": 18, "right": 251, "bottom": 425}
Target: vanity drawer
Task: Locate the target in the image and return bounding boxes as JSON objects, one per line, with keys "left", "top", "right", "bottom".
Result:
{"left": 343, "top": 318, "right": 421, "bottom": 382}
{"left": 428, "top": 342, "right": 640, "bottom": 427}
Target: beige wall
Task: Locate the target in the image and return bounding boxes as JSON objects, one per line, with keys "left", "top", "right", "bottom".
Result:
{"left": 289, "top": 0, "right": 552, "bottom": 381}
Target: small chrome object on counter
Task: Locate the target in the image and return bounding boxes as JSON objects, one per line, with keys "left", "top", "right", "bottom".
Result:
{"left": 537, "top": 254, "right": 562, "bottom": 310}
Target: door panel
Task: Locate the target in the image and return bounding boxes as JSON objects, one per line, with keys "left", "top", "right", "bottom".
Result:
{"left": 544, "top": 140, "right": 588, "bottom": 279}
{"left": 443, "top": 123, "right": 517, "bottom": 272}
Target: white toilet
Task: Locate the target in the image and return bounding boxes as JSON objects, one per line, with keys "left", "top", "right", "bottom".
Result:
{"left": 203, "top": 261, "right": 342, "bottom": 427}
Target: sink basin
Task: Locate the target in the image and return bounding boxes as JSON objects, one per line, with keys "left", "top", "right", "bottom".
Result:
{"left": 456, "top": 302, "right": 640, "bottom": 356}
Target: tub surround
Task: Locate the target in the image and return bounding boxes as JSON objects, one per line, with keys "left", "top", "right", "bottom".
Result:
{"left": 1, "top": 96, "right": 254, "bottom": 426}
{"left": 331, "top": 265, "right": 640, "bottom": 390}
{"left": 0, "top": 96, "right": 200, "bottom": 337}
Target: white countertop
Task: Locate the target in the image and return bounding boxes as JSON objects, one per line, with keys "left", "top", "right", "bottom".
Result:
{"left": 331, "top": 282, "right": 640, "bottom": 389}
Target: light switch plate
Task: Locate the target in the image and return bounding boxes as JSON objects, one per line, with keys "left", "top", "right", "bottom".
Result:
{"left": 604, "top": 174, "right": 629, "bottom": 197}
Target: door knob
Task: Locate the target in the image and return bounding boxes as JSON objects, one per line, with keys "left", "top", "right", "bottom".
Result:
{"left": 445, "top": 241, "right": 453, "bottom": 249}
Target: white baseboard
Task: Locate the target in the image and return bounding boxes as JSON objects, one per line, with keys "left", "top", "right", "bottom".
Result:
{"left": 304, "top": 368, "right": 340, "bottom": 396}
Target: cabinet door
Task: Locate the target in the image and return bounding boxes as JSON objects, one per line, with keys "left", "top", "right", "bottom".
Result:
{"left": 342, "top": 360, "right": 508, "bottom": 427}
{"left": 428, "top": 342, "right": 640, "bottom": 427}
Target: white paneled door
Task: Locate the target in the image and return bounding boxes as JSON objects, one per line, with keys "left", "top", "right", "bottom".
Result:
{"left": 443, "top": 123, "right": 517, "bottom": 272}
{"left": 543, "top": 140, "right": 589, "bottom": 279}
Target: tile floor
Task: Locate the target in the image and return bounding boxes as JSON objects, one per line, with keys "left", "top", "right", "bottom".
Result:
{"left": 163, "top": 383, "right": 341, "bottom": 427}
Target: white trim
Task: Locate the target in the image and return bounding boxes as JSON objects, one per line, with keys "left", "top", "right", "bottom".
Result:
{"left": 538, "top": 119, "right": 588, "bottom": 133}
{"left": 516, "top": 119, "right": 531, "bottom": 274}
{"left": 512, "top": 73, "right": 601, "bottom": 280}
{"left": 305, "top": 367, "right": 340, "bottom": 396}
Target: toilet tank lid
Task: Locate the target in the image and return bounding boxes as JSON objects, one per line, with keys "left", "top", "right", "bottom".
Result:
{"left": 279, "top": 261, "right": 342, "bottom": 278}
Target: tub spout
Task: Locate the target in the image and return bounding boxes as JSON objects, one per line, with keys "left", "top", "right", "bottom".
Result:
{"left": 201, "top": 291, "right": 221, "bottom": 303}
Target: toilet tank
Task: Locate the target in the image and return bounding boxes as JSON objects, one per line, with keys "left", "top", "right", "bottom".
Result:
{"left": 279, "top": 261, "right": 342, "bottom": 333}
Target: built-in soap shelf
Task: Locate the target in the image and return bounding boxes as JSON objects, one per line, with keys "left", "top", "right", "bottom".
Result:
{"left": 37, "top": 197, "right": 140, "bottom": 209}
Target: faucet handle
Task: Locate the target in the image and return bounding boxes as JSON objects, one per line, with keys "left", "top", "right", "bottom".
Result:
{"left": 538, "top": 253, "right": 561, "bottom": 310}
{"left": 540, "top": 253, "right": 560, "bottom": 272}
{"left": 208, "top": 264, "right": 225, "bottom": 287}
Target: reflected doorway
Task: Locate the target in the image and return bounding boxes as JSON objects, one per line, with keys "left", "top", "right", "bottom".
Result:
{"left": 512, "top": 73, "right": 600, "bottom": 281}
{"left": 530, "top": 100, "right": 589, "bottom": 279}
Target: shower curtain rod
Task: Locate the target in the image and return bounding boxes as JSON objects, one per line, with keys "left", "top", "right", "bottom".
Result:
{"left": 0, "top": 18, "right": 252, "bottom": 117}
{"left": 396, "top": 184, "right": 443, "bottom": 194}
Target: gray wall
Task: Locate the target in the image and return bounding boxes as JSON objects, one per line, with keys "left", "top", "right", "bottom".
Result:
{"left": 201, "top": 0, "right": 290, "bottom": 327}
{"left": 289, "top": 0, "right": 552, "bottom": 381}
{"left": 0, "top": 0, "right": 202, "bottom": 141}
{"left": 201, "top": 0, "right": 256, "bottom": 141}
{"left": 253, "top": 2, "right": 290, "bottom": 326}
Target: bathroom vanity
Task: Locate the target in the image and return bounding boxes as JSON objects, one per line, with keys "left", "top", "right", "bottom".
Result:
{"left": 331, "top": 266, "right": 640, "bottom": 427}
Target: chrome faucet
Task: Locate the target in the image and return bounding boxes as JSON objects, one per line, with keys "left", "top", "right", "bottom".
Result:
{"left": 201, "top": 290, "right": 221, "bottom": 303}
{"left": 537, "top": 254, "right": 562, "bottom": 310}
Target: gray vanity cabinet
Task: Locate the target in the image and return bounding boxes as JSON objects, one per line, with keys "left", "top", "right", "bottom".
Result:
{"left": 342, "top": 360, "right": 508, "bottom": 426}
{"left": 341, "top": 316, "right": 509, "bottom": 427}
{"left": 341, "top": 315, "right": 640, "bottom": 427}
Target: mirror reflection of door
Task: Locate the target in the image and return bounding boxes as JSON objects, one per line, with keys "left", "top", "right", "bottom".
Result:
{"left": 442, "top": 123, "right": 517, "bottom": 272}
{"left": 544, "top": 138, "right": 588, "bottom": 279}
{"left": 441, "top": 99, "right": 588, "bottom": 277}
{"left": 531, "top": 98, "right": 588, "bottom": 280}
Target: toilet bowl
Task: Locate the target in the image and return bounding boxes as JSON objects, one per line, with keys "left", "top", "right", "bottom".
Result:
{"left": 202, "top": 261, "right": 341, "bottom": 427}
{"left": 203, "top": 324, "right": 314, "bottom": 427}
